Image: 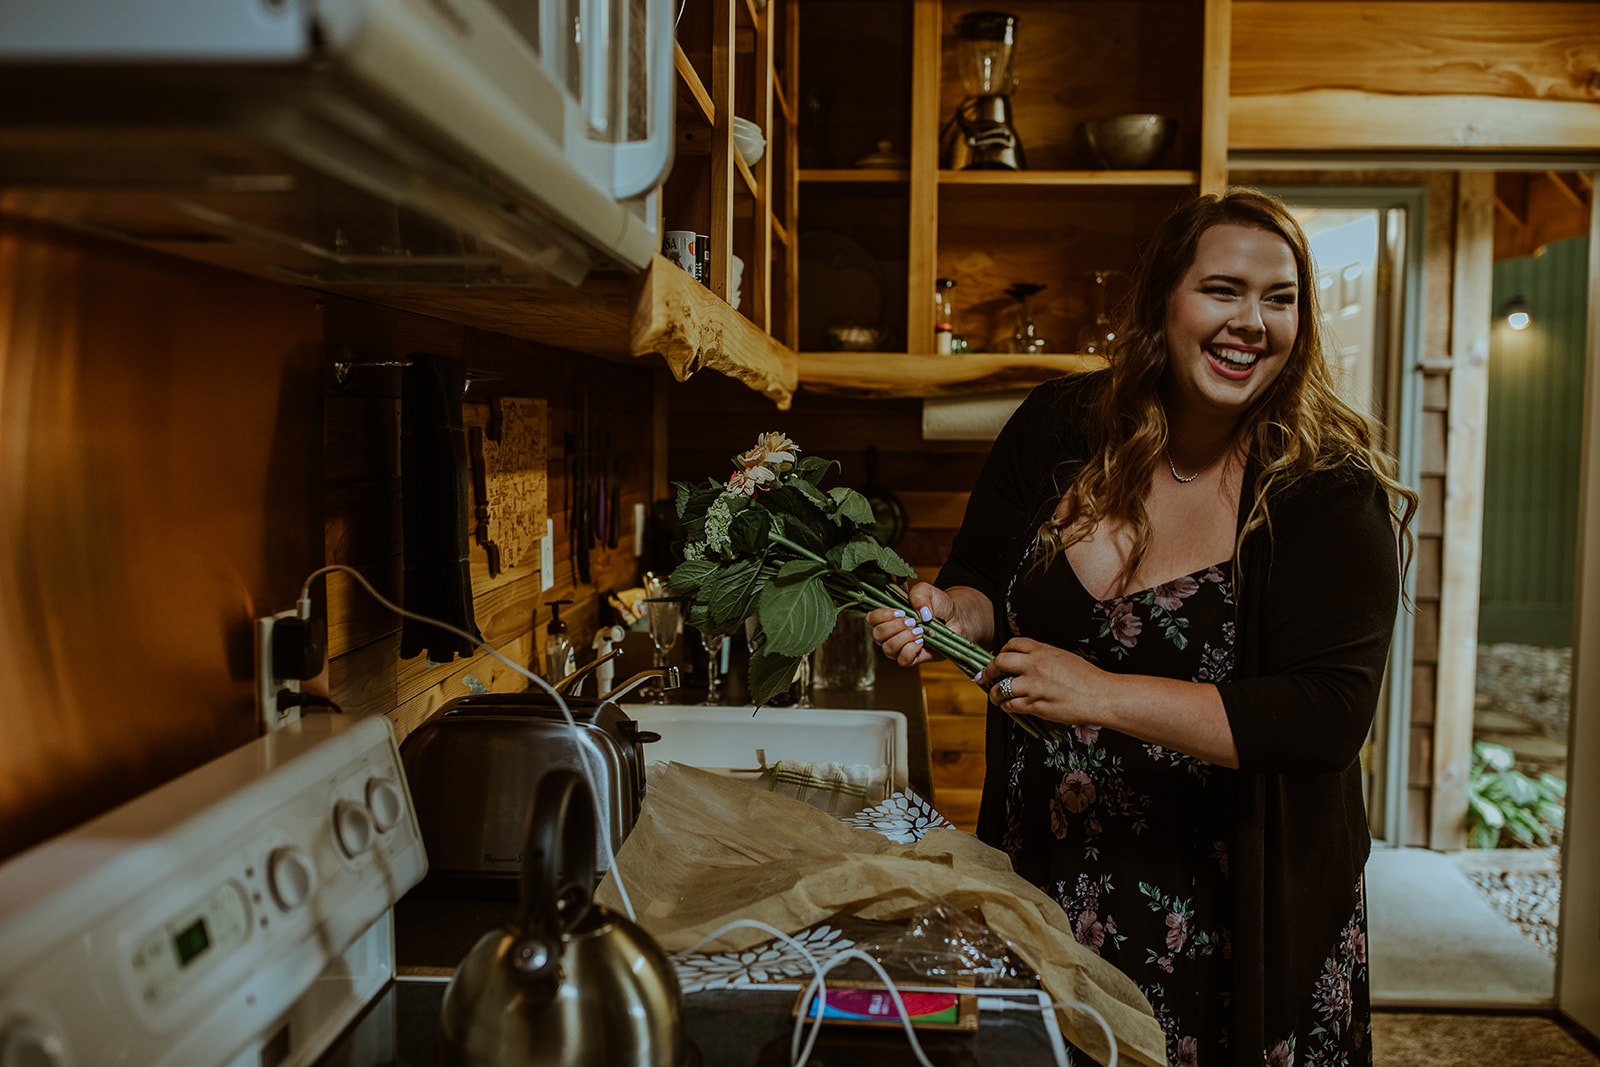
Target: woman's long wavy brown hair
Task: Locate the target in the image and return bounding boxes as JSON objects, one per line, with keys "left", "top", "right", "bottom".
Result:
{"left": 1042, "top": 186, "right": 1418, "bottom": 596}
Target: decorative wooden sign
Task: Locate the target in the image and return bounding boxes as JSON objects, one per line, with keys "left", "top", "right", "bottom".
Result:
{"left": 465, "top": 397, "right": 548, "bottom": 578}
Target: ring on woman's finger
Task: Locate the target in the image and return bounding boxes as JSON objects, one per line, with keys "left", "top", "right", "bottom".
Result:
{"left": 996, "top": 675, "right": 1015, "bottom": 702}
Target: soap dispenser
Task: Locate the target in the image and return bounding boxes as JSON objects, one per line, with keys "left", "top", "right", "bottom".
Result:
{"left": 544, "top": 600, "right": 576, "bottom": 684}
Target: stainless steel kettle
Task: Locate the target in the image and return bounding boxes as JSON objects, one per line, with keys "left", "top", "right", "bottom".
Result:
{"left": 439, "top": 769, "right": 694, "bottom": 1066}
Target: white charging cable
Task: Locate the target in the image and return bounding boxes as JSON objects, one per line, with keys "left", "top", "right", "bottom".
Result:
{"left": 298, "top": 565, "right": 1118, "bottom": 1067}
{"left": 297, "top": 563, "right": 637, "bottom": 922}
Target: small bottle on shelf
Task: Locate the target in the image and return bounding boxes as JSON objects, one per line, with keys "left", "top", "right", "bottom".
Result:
{"left": 934, "top": 277, "right": 957, "bottom": 354}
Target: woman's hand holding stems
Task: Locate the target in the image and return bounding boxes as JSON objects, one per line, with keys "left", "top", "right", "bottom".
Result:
{"left": 866, "top": 581, "right": 1241, "bottom": 768}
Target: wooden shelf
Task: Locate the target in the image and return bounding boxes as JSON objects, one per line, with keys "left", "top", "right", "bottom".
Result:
{"left": 797, "top": 352, "right": 1107, "bottom": 399}
{"left": 938, "top": 169, "right": 1199, "bottom": 187}
{"left": 800, "top": 169, "right": 910, "bottom": 183}
{"left": 333, "top": 255, "right": 798, "bottom": 408}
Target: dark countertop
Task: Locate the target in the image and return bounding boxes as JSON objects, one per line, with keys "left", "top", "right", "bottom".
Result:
{"left": 331, "top": 976, "right": 1066, "bottom": 1066}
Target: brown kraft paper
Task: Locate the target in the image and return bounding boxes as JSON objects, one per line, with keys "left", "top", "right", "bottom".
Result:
{"left": 595, "top": 762, "right": 1168, "bottom": 1067}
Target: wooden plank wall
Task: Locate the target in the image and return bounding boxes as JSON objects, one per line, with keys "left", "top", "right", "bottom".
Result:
{"left": 320, "top": 298, "right": 656, "bottom": 743}
{"left": 0, "top": 221, "right": 325, "bottom": 861}
{"left": 1229, "top": 1, "right": 1600, "bottom": 151}
{"left": 665, "top": 368, "right": 993, "bottom": 826}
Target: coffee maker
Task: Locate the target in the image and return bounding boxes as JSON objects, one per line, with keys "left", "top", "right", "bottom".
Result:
{"left": 941, "top": 11, "right": 1025, "bottom": 171}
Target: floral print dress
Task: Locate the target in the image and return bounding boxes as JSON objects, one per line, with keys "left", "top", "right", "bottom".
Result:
{"left": 1003, "top": 549, "right": 1371, "bottom": 1067}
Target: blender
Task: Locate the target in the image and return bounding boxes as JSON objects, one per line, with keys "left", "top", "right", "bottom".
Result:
{"left": 941, "top": 11, "right": 1025, "bottom": 171}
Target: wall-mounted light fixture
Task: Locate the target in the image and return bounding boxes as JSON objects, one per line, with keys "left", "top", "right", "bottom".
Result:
{"left": 1501, "top": 294, "right": 1532, "bottom": 331}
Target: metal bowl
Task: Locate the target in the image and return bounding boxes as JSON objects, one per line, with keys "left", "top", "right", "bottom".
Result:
{"left": 1081, "top": 114, "right": 1179, "bottom": 170}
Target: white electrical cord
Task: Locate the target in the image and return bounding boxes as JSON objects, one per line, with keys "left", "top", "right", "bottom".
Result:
{"left": 298, "top": 564, "right": 1118, "bottom": 1067}
{"left": 297, "top": 563, "right": 636, "bottom": 922}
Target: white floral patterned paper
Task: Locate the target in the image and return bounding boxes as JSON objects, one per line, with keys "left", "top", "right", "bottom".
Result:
{"left": 841, "top": 789, "right": 955, "bottom": 843}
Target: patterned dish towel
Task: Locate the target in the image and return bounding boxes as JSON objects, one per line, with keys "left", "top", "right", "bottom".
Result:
{"left": 756, "top": 749, "right": 889, "bottom": 816}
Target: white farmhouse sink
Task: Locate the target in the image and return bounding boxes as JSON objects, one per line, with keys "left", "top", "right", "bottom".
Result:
{"left": 623, "top": 704, "right": 908, "bottom": 815}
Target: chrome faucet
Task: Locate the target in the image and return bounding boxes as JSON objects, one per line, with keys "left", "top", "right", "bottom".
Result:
{"left": 602, "top": 665, "right": 680, "bottom": 703}
{"left": 553, "top": 647, "right": 624, "bottom": 697}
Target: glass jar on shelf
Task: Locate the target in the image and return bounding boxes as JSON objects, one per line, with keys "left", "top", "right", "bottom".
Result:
{"left": 934, "top": 277, "right": 957, "bottom": 354}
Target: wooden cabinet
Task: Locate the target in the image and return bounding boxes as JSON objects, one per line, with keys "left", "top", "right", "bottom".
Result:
{"left": 793, "top": 0, "right": 1229, "bottom": 398}
{"left": 668, "top": 0, "right": 800, "bottom": 347}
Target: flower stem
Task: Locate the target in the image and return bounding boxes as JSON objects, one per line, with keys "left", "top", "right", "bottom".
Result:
{"left": 772, "top": 532, "right": 1049, "bottom": 741}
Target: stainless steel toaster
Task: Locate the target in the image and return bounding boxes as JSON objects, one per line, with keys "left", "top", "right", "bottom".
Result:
{"left": 398, "top": 693, "right": 658, "bottom": 899}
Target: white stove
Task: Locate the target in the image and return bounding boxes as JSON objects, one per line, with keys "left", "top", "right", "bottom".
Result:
{"left": 0, "top": 714, "right": 427, "bottom": 1067}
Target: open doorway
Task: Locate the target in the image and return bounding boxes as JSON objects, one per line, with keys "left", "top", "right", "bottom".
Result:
{"left": 1269, "top": 184, "right": 1427, "bottom": 849}
{"left": 1466, "top": 223, "right": 1591, "bottom": 965}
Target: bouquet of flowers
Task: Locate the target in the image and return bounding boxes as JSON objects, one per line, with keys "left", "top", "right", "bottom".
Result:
{"left": 668, "top": 432, "right": 1034, "bottom": 727}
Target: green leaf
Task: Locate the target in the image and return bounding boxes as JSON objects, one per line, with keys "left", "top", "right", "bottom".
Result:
{"left": 839, "top": 537, "right": 917, "bottom": 579}
{"left": 775, "top": 558, "right": 827, "bottom": 582}
{"left": 702, "top": 559, "right": 767, "bottom": 632}
{"left": 748, "top": 648, "right": 802, "bottom": 705}
{"left": 757, "top": 573, "right": 838, "bottom": 657}
{"left": 1536, "top": 801, "right": 1565, "bottom": 830}
{"left": 795, "top": 455, "right": 837, "bottom": 486}
{"left": 1474, "top": 742, "right": 1516, "bottom": 772}
{"left": 828, "top": 487, "right": 877, "bottom": 527}
{"left": 726, "top": 503, "right": 771, "bottom": 556}
{"left": 1469, "top": 822, "right": 1501, "bottom": 850}
{"left": 1539, "top": 773, "right": 1567, "bottom": 798}
{"left": 762, "top": 484, "right": 832, "bottom": 551}
{"left": 1503, "top": 814, "right": 1536, "bottom": 845}
{"left": 668, "top": 559, "right": 721, "bottom": 595}
{"left": 1467, "top": 793, "right": 1504, "bottom": 829}
{"left": 788, "top": 476, "right": 830, "bottom": 508}
{"left": 1500, "top": 770, "right": 1541, "bottom": 807}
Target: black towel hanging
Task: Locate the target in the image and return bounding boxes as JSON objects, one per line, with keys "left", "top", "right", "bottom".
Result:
{"left": 399, "top": 352, "right": 482, "bottom": 663}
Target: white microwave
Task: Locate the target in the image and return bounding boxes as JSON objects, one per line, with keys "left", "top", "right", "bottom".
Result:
{"left": 0, "top": 0, "right": 674, "bottom": 287}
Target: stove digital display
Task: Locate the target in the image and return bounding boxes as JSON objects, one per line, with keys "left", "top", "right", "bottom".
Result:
{"left": 173, "top": 918, "right": 211, "bottom": 967}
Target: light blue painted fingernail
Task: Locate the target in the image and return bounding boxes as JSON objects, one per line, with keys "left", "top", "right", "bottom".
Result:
{"left": 892, "top": 609, "right": 905, "bottom": 619}
{"left": 919, "top": 606, "right": 933, "bottom": 622}
{"left": 973, "top": 670, "right": 983, "bottom": 682}
{"left": 914, "top": 637, "right": 924, "bottom": 646}
{"left": 912, "top": 626, "right": 924, "bottom": 636}
{"left": 904, "top": 618, "right": 916, "bottom": 629}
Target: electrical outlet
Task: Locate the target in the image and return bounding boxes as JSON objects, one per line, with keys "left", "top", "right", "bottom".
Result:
{"left": 256, "top": 610, "right": 302, "bottom": 733}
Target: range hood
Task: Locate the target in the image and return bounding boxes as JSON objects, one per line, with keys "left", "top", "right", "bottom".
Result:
{"left": 0, "top": 0, "right": 675, "bottom": 288}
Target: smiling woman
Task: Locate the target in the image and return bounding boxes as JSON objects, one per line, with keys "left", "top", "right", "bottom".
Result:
{"left": 867, "top": 187, "right": 1420, "bottom": 1066}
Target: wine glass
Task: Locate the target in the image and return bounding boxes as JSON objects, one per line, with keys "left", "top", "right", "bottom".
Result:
{"left": 1076, "top": 269, "right": 1122, "bottom": 355}
{"left": 793, "top": 654, "right": 814, "bottom": 708}
{"left": 644, "top": 573, "right": 681, "bottom": 704}
{"left": 701, "top": 632, "right": 727, "bottom": 705}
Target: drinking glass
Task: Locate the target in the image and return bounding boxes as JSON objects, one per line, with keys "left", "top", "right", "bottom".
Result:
{"left": 1076, "top": 269, "right": 1122, "bottom": 355}
{"left": 644, "top": 573, "right": 681, "bottom": 704}
{"left": 813, "top": 609, "right": 877, "bottom": 691}
{"left": 701, "top": 632, "right": 726, "bottom": 705}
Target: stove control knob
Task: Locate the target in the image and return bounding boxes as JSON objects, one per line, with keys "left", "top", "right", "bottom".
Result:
{"left": 333, "top": 800, "right": 376, "bottom": 859}
{"left": 365, "top": 778, "right": 405, "bottom": 833}
{"left": 268, "top": 846, "right": 316, "bottom": 911}
{"left": 0, "top": 1019, "right": 65, "bottom": 1067}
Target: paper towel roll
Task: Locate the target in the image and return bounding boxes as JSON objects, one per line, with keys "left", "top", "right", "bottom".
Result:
{"left": 921, "top": 390, "right": 1031, "bottom": 441}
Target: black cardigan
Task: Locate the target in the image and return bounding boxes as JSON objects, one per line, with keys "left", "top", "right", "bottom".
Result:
{"left": 937, "top": 370, "right": 1401, "bottom": 1058}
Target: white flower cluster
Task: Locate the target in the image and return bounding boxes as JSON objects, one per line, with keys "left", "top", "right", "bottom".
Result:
{"left": 702, "top": 493, "right": 737, "bottom": 555}
{"left": 726, "top": 431, "right": 797, "bottom": 497}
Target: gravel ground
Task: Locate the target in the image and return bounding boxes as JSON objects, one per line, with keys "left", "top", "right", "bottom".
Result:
{"left": 1462, "top": 863, "right": 1562, "bottom": 957}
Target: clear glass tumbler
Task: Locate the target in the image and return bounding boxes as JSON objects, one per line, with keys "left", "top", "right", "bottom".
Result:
{"left": 812, "top": 609, "right": 877, "bottom": 691}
